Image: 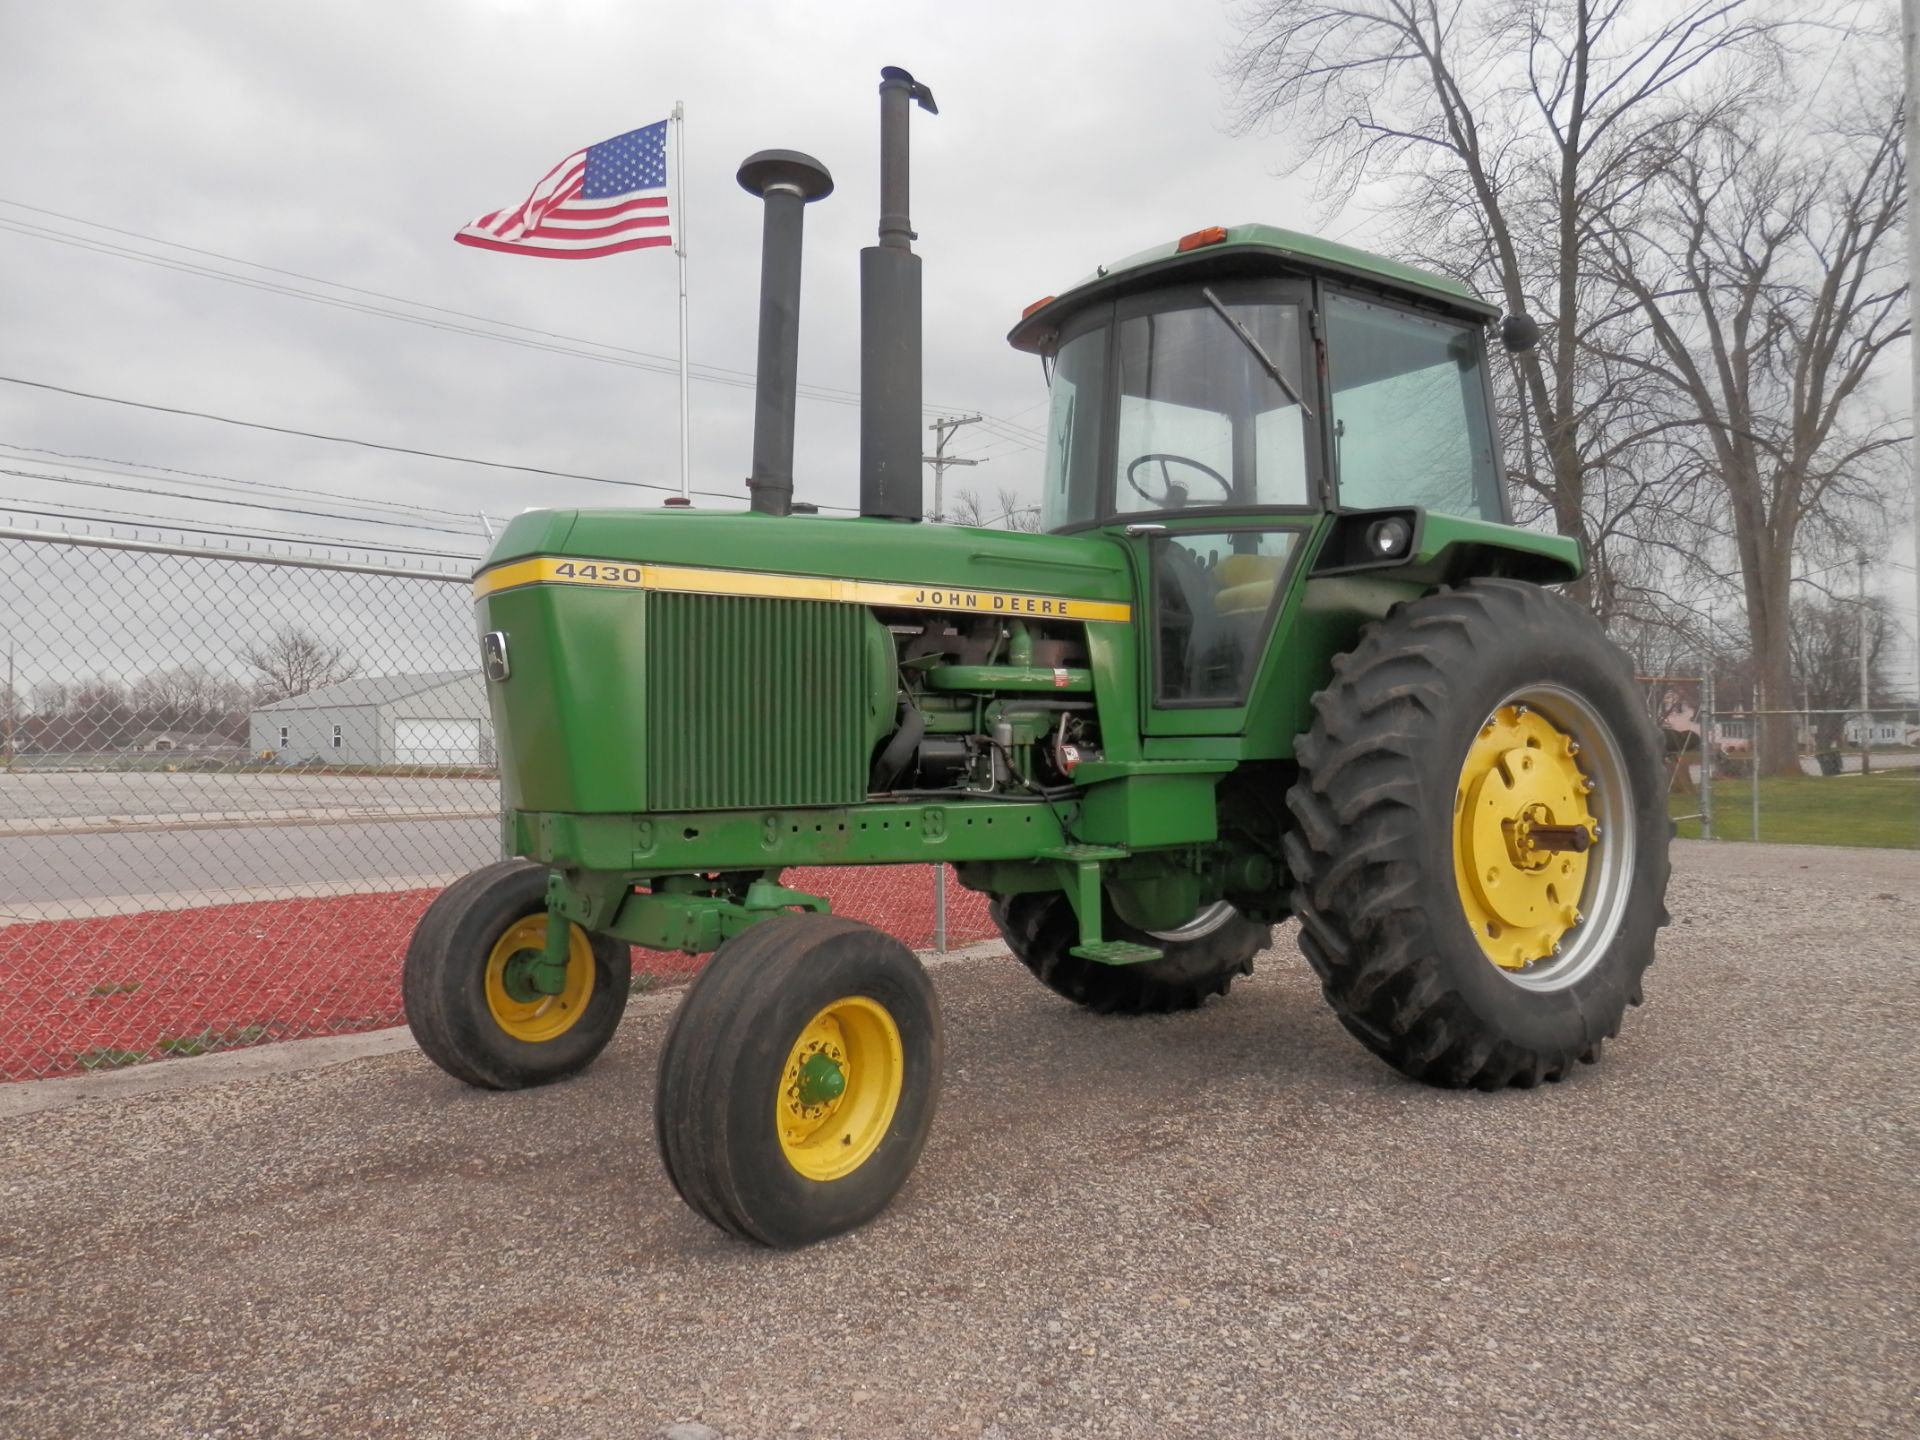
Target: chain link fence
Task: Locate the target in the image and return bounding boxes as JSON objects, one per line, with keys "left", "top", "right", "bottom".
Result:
{"left": 1640, "top": 674, "right": 1919, "bottom": 847}
{"left": 0, "top": 525, "right": 993, "bottom": 1082}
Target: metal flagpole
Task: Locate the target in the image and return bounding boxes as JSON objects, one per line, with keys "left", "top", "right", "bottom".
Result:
{"left": 1905, "top": 0, "right": 1919, "bottom": 722}
{"left": 673, "top": 100, "right": 691, "bottom": 502}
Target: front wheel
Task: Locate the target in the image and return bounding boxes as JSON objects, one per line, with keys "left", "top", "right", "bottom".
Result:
{"left": 403, "top": 859, "right": 632, "bottom": 1090}
{"left": 1285, "top": 580, "right": 1670, "bottom": 1089}
{"left": 655, "top": 914, "right": 943, "bottom": 1247}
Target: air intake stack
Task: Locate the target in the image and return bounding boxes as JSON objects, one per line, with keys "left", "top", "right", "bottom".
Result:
{"left": 738, "top": 150, "right": 834, "bottom": 516}
{"left": 859, "top": 66, "right": 937, "bottom": 521}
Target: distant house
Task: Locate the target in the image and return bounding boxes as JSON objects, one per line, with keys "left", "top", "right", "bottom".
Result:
{"left": 1842, "top": 715, "right": 1920, "bottom": 747}
{"left": 249, "top": 672, "right": 493, "bottom": 767}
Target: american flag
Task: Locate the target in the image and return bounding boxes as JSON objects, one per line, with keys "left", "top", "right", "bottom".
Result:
{"left": 455, "top": 121, "right": 673, "bottom": 259}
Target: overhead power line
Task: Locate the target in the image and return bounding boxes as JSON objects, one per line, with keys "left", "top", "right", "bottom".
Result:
{"left": 0, "top": 465, "right": 491, "bottom": 541}
{"left": 0, "top": 197, "right": 1045, "bottom": 440}
{"left": 0, "top": 372, "right": 868, "bottom": 511}
{"left": 0, "top": 441, "right": 501, "bottom": 526}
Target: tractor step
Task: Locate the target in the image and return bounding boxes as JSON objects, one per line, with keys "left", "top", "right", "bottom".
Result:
{"left": 1070, "top": 939, "right": 1163, "bottom": 966}
{"left": 1039, "top": 844, "right": 1130, "bottom": 863}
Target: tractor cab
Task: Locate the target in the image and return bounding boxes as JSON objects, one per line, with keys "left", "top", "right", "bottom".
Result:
{"left": 1010, "top": 224, "right": 1513, "bottom": 714}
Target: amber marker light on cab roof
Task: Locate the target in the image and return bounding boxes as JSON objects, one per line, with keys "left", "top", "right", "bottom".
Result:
{"left": 1021, "top": 295, "right": 1055, "bottom": 318}
{"left": 1176, "top": 226, "right": 1229, "bottom": 252}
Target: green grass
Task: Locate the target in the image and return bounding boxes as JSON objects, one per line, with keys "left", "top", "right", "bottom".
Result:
{"left": 1670, "top": 768, "right": 1920, "bottom": 848}
{"left": 74, "top": 1025, "right": 270, "bottom": 1070}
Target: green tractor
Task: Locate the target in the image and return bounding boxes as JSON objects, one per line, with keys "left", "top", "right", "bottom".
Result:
{"left": 406, "top": 70, "right": 1670, "bottom": 1247}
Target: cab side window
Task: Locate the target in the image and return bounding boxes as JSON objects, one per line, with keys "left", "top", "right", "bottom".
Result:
{"left": 1325, "top": 295, "right": 1500, "bottom": 520}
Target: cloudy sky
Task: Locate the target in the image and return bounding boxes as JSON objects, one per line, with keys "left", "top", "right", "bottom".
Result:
{"left": 0, "top": 0, "right": 1337, "bottom": 556}
{"left": 0, "top": 0, "right": 1913, "bottom": 695}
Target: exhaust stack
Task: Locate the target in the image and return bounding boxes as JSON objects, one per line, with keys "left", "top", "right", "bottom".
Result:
{"left": 859, "top": 66, "right": 938, "bottom": 521}
{"left": 738, "top": 149, "right": 834, "bottom": 516}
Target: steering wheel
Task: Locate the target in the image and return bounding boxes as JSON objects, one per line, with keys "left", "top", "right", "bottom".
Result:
{"left": 1125, "top": 453, "right": 1232, "bottom": 509}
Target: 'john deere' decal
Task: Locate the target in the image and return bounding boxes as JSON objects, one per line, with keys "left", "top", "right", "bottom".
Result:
{"left": 473, "top": 557, "right": 1132, "bottom": 623}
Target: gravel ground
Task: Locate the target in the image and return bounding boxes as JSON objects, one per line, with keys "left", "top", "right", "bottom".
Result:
{"left": 1, "top": 840, "right": 1914, "bottom": 1439}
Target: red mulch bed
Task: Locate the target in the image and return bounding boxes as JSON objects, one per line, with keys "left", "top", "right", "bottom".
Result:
{"left": 0, "top": 866, "right": 993, "bottom": 1082}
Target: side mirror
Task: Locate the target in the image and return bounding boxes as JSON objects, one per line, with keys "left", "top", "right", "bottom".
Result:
{"left": 1500, "top": 312, "right": 1541, "bottom": 353}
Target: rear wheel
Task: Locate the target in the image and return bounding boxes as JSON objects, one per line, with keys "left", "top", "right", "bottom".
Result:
{"left": 403, "top": 859, "right": 631, "bottom": 1090}
{"left": 1284, "top": 580, "right": 1670, "bottom": 1089}
{"left": 655, "top": 913, "right": 943, "bottom": 1247}
{"left": 990, "top": 892, "right": 1267, "bottom": 1014}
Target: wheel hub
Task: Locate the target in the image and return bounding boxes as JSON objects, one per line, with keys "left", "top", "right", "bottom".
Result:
{"left": 484, "top": 916, "right": 594, "bottom": 1043}
{"left": 776, "top": 997, "right": 904, "bottom": 1183}
{"left": 1454, "top": 705, "right": 1598, "bottom": 971}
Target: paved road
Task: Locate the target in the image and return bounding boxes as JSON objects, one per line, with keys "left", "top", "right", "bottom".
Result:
{"left": 0, "top": 770, "right": 498, "bottom": 830}
{"left": 0, "top": 816, "right": 497, "bottom": 920}
{"left": 1, "top": 841, "right": 1914, "bottom": 1438}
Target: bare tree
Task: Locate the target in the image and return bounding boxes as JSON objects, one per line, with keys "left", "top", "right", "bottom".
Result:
{"left": 947, "top": 487, "right": 989, "bottom": 529}
{"left": 1790, "top": 592, "right": 1903, "bottom": 750}
{"left": 1224, "top": 0, "right": 1780, "bottom": 609}
{"left": 241, "top": 626, "right": 358, "bottom": 703}
{"left": 134, "top": 663, "right": 249, "bottom": 732}
{"left": 995, "top": 484, "right": 1043, "bottom": 533}
{"left": 948, "top": 485, "right": 1042, "bottom": 532}
{"left": 1586, "top": 43, "right": 1908, "bottom": 773}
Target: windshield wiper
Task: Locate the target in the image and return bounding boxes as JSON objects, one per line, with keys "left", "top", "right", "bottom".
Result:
{"left": 1201, "top": 287, "right": 1313, "bottom": 418}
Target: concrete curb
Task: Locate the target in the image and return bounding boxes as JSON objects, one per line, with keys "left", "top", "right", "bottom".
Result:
{"left": 0, "top": 938, "right": 1012, "bottom": 1120}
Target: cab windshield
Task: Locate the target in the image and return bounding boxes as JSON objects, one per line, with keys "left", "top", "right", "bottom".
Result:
{"left": 1040, "top": 288, "right": 1313, "bottom": 531}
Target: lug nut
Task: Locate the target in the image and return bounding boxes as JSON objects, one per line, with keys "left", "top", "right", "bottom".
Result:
{"left": 1568, "top": 741, "right": 1581, "bottom": 755}
{"left": 1551, "top": 942, "right": 1562, "bottom": 956}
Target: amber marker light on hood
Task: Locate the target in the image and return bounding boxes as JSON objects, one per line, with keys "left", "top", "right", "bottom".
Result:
{"left": 1176, "top": 226, "right": 1228, "bottom": 252}
{"left": 1021, "top": 295, "right": 1056, "bottom": 318}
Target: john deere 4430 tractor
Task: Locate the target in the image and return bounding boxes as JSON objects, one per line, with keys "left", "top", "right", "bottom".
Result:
{"left": 406, "top": 70, "right": 1670, "bottom": 1247}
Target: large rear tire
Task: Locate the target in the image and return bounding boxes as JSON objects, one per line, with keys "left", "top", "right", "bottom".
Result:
{"left": 990, "top": 892, "right": 1267, "bottom": 1015}
{"left": 1284, "top": 580, "right": 1670, "bottom": 1089}
{"left": 655, "top": 913, "right": 943, "bottom": 1248}
{"left": 403, "top": 859, "right": 631, "bottom": 1090}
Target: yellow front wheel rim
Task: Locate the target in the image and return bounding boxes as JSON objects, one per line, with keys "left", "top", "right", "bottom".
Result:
{"left": 484, "top": 916, "right": 595, "bottom": 1043}
{"left": 1453, "top": 703, "right": 1598, "bottom": 972}
{"left": 775, "top": 996, "right": 904, "bottom": 1182}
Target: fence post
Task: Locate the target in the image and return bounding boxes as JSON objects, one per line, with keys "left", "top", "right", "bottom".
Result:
{"left": 932, "top": 862, "right": 947, "bottom": 953}
{"left": 1699, "top": 663, "right": 1714, "bottom": 840}
{"left": 1751, "top": 710, "right": 1761, "bottom": 844}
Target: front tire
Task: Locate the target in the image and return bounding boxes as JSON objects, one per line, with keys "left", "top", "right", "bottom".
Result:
{"left": 655, "top": 914, "right": 943, "bottom": 1247}
{"left": 403, "top": 859, "right": 631, "bottom": 1090}
{"left": 990, "top": 892, "right": 1268, "bottom": 1014}
{"left": 1285, "top": 580, "right": 1670, "bottom": 1089}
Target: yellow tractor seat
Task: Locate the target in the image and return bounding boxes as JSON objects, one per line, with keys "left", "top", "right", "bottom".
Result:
{"left": 1214, "top": 553, "right": 1284, "bottom": 616}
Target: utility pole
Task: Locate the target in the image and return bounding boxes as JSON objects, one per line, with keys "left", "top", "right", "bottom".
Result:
{"left": 925, "top": 413, "right": 984, "bottom": 523}
{"left": 1859, "top": 551, "right": 1873, "bottom": 776}
{"left": 3, "top": 636, "right": 13, "bottom": 772}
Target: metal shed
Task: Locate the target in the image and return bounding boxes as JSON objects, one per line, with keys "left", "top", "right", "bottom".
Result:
{"left": 249, "top": 672, "right": 493, "bottom": 768}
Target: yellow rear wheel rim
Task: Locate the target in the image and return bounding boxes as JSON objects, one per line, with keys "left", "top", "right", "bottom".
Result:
{"left": 1453, "top": 704, "right": 1598, "bottom": 972}
{"left": 484, "top": 916, "right": 595, "bottom": 1043}
{"left": 775, "top": 996, "right": 904, "bottom": 1182}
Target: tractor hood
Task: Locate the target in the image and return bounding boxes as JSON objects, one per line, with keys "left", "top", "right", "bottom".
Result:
{"left": 474, "top": 508, "right": 1136, "bottom": 620}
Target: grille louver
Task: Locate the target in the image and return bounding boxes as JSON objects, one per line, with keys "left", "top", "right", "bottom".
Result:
{"left": 647, "top": 593, "right": 871, "bottom": 811}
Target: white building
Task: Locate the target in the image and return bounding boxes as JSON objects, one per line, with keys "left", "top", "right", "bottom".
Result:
{"left": 249, "top": 672, "right": 493, "bottom": 767}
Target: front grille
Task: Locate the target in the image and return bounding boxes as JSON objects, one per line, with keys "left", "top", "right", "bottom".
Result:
{"left": 646, "top": 592, "right": 871, "bottom": 811}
